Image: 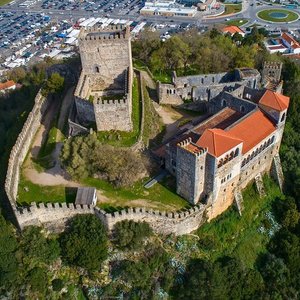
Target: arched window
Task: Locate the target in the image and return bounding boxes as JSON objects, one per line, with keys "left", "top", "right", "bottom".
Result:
{"left": 271, "top": 136, "right": 275, "bottom": 144}
{"left": 241, "top": 159, "right": 245, "bottom": 167}
{"left": 222, "top": 99, "right": 226, "bottom": 107}
{"left": 218, "top": 159, "right": 223, "bottom": 168}
{"left": 234, "top": 148, "right": 239, "bottom": 157}
{"left": 240, "top": 105, "right": 245, "bottom": 113}
{"left": 201, "top": 78, "right": 204, "bottom": 84}
{"left": 212, "top": 77, "right": 215, "bottom": 83}
{"left": 95, "top": 66, "right": 100, "bottom": 73}
{"left": 281, "top": 113, "right": 286, "bottom": 122}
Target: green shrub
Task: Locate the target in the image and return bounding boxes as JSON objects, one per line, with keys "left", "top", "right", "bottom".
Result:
{"left": 113, "top": 220, "right": 153, "bottom": 250}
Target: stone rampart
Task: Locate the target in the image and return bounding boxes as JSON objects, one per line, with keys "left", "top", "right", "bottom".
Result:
{"left": 5, "top": 90, "right": 48, "bottom": 208}
{"left": 15, "top": 203, "right": 207, "bottom": 235}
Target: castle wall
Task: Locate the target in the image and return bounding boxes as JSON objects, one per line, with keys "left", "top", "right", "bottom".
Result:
{"left": 157, "top": 82, "right": 183, "bottom": 105}
{"left": 173, "top": 72, "right": 231, "bottom": 87}
{"left": 94, "top": 97, "right": 133, "bottom": 132}
{"left": 5, "top": 90, "right": 48, "bottom": 209}
{"left": 74, "top": 96, "right": 96, "bottom": 125}
{"left": 15, "top": 203, "right": 207, "bottom": 236}
{"left": 211, "top": 92, "right": 257, "bottom": 115}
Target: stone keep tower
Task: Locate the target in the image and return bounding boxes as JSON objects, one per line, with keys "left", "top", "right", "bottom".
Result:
{"left": 262, "top": 61, "right": 283, "bottom": 92}
{"left": 74, "top": 25, "right": 133, "bottom": 132}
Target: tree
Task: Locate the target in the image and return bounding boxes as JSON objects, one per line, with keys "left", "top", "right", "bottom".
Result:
{"left": 8, "top": 67, "right": 26, "bottom": 83}
{"left": 42, "top": 72, "right": 64, "bottom": 96}
{"left": 0, "top": 216, "right": 19, "bottom": 289}
{"left": 26, "top": 267, "right": 48, "bottom": 297}
{"left": 60, "top": 215, "right": 108, "bottom": 271}
{"left": 61, "top": 133, "right": 150, "bottom": 187}
{"left": 21, "top": 226, "right": 60, "bottom": 263}
{"left": 113, "top": 220, "right": 153, "bottom": 250}
{"left": 52, "top": 278, "right": 64, "bottom": 291}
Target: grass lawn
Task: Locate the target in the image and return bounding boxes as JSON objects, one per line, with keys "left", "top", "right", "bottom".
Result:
{"left": 222, "top": 4, "right": 242, "bottom": 15}
{"left": 226, "top": 18, "right": 248, "bottom": 26}
{"left": 257, "top": 9, "right": 299, "bottom": 23}
{"left": 97, "top": 76, "right": 141, "bottom": 147}
{"left": 82, "top": 175, "right": 189, "bottom": 212}
{"left": 0, "top": 0, "right": 12, "bottom": 6}
{"left": 18, "top": 176, "right": 76, "bottom": 205}
{"left": 153, "top": 71, "right": 172, "bottom": 84}
{"left": 196, "top": 176, "right": 282, "bottom": 268}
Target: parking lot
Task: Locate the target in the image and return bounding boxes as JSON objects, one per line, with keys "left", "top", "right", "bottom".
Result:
{"left": 39, "top": 0, "right": 144, "bottom": 16}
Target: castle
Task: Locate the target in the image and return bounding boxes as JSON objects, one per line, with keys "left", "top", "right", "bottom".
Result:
{"left": 4, "top": 58, "right": 287, "bottom": 235}
{"left": 71, "top": 25, "right": 133, "bottom": 134}
{"left": 155, "top": 61, "right": 288, "bottom": 220}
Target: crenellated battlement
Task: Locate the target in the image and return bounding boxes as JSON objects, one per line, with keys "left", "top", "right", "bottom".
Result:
{"left": 79, "top": 25, "right": 130, "bottom": 41}
{"left": 13, "top": 202, "right": 207, "bottom": 235}
{"left": 177, "top": 137, "right": 207, "bottom": 157}
{"left": 263, "top": 61, "right": 282, "bottom": 70}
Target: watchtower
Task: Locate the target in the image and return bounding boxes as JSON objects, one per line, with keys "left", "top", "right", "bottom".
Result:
{"left": 74, "top": 25, "right": 133, "bottom": 132}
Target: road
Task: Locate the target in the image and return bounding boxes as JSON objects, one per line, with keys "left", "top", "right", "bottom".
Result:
{"left": 1, "top": 0, "right": 300, "bottom": 39}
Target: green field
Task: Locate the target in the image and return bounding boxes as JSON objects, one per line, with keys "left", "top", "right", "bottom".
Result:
{"left": 0, "top": 0, "right": 12, "bottom": 6}
{"left": 226, "top": 18, "right": 248, "bottom": 26}
{"left": 257, "top": 9, "right": 299, "bottom": 23}
{"left": 83, "top": 175, "right": 190, "bottom": 212}
{"left": 222, "top": 4, "right": 242, "bottom": 15}
{"left": 196, "top": 176, "right": 282, "bottom": 267}
{"left": 18, "top": 176, "right": 76, "bottom": 205}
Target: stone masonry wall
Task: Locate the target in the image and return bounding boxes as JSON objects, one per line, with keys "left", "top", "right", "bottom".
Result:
{"left": 5, "top": 87, "right": 206, "bottom": 235}
{"left": 15, "top": 203, "right": 207, "bottom": 235}
{"left": 5, "top": 90, "right": 48, "bottom": 209}
{"left": 94, "top": 96, "right": 132, "bottom": 131}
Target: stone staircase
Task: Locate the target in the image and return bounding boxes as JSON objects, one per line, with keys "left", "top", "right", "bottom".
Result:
{"left": 234, "top": 190, "right": 244, "bottom": 216}
{"left": 255, "top": 173, "right": 266, "bottom": 197}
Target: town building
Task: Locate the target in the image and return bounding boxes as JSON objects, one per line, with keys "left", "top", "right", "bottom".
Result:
{"left": 265, "top": 32, "right": 300, "bottom": 54}
{"left": 221, "top": 25, "right": 245, "bottom": 37}
{"left": 0, "top": 80, "right": 16, "bottom": 93}
{"left": 140, "top": 0, "right": 197, "bottom": 17}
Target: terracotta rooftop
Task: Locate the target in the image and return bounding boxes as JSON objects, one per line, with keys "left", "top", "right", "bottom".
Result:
{"left": 259, "top": 90, "right": 290, "bottom": 111}
{"left": 221, "top": 25, "right": 244, "bottom": 35}
{"left": 0, "top": 80, "right": 15, "bottom": 91}
{"left": 282, "top": 32, "right": 300, "bottom": 49}
{"left": 192, "top": 107, "right": 242, "bottom": 136}
{"left": 197, "top": 128, "right": 242, "bottom": 157}
{"left": 227, "top": 110, "right": 276, "bottom": 154}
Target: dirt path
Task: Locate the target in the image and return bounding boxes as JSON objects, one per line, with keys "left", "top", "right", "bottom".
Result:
{"left": 23, "top": 87, "right": 80, "bottom": 187}
{"left": 140, "top": 70, "right": 201, "bottom": 141}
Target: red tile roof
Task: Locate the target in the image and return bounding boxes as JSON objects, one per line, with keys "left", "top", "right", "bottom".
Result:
{"left": 192, "top": 107, "right": 242, "bottom": 135}
{"left": 227, "top": 110, "right": 276, "bottom": 154}
{"left": 196, "top": 128, "right": 242, "bottom": 157}
{"left": 0, "top": 80, "right": 15, "bottom": 91}
{"left": 282, "top": 32, "right": 300, "bottom": 49}
{"left": 221, "top": 25, "right": 244, "bottom": 35}
{"left": 259, "top": 90, "right": 290, "bottom": 111}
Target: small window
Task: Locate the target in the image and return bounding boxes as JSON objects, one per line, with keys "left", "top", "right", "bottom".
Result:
{"left": 240, "top": 105, "right": 245, "bottom": 113}
{"left": 95, "top": 66, "right": 100, "bottom": 73}
{"left": 271, "top": 136, "right": 275, "bottom": 144}
{"left": 281, "top": 113, "right": 286, "bottom": 122}
{"left": 222, "top": 99, "right": 226, "bottom": 107}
